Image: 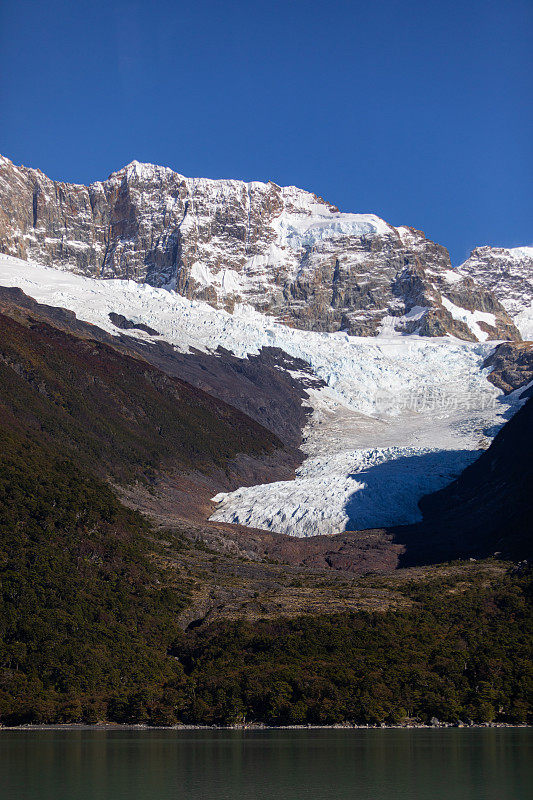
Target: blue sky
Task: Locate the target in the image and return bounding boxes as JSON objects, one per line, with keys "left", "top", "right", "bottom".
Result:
{"left": 0, "top": 0, "right": 531, "bottom": 263}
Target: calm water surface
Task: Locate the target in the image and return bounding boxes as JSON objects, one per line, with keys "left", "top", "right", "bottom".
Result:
{"left": 0, "top": 728, "right": 531, "bottom": 800}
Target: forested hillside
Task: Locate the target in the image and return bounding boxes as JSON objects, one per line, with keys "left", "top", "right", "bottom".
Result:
{"left": 0, "top": 292, "right": 531, "bottom": 727}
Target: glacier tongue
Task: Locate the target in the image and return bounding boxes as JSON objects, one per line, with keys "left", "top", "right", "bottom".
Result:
{"left": 211, "top": 447, "right": 480, "bottom": 536}
{"left": 210, "top": 357, "right": 506, "bottom": 536}
{"left": 0, "top": 254, "right": 520, "bottom": 538}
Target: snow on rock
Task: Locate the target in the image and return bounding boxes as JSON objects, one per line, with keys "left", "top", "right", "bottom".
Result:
{"left": 458, "top": 245, "right": 533, "bottom": 339}
{"left": 189, "top": 260, "right": 242, "bottom": 296}
{"left": 441, "top": 296, "right": 496, "bottom": 342}
{"left": 0, "top": 154, "right": 519, "bottom": 341}
{"left": 0, "top": 254, "right": 520, "bottom": 537}
{"left": 274, "top": 211, "right": 391, "bottom": 249}
{"left": 514, "top": 308, "right": 533, "bottom": 341}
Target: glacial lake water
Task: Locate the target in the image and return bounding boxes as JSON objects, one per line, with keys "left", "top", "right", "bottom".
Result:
{"left": 0, "top": 728, "right": 531, "bottom": 800}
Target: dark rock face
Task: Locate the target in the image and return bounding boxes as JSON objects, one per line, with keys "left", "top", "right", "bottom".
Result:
{"left": 0, "top": 155, "right": 520, "bottom": 341}
{"left": 484, "top": 342, "right": 533, "bottom": 394}
{"left": 398, "top": 397, "right": 533, "bottom": 564}
{"left": 119, "top": 342, "right": 322, "bottom": 449}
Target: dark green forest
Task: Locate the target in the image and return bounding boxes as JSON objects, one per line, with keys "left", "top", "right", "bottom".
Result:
{"left": 0, "top": 307, "right": 531, "bottom": 727}
{"left": 0, "top": 419, "right": 190, "bottom": 725}
{"left": 173, "top": 570, "right": 532, "bottom": 727}
{"left": 0, "top": 422, "right": 530, "bottom": 727}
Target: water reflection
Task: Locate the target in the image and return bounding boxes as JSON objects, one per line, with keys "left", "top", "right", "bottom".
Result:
{"left": 0, "top": 728, "right": 531, "bottom": 800}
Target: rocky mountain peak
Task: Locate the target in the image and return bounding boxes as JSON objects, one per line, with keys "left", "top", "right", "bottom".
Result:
{"left": 0, "top": 154, "right": 521, "bottom": 341}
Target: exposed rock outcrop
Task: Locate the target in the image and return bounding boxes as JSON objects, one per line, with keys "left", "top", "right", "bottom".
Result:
{"left": 459, "top": 245, "right": 533, "bottom": 317}
{"left": 0, "top": 154, "right": 520, "bottom": 341}
{"left": 108, "top": 311, "right": 160, "bottom": 336}
{"left": 484, "top": 341, "right": 533, "bottom": 394}
{"left": 459, "top": 245, "right": 533, "bottom": 339}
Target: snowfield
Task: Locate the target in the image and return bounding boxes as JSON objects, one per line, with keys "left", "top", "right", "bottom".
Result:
{"left": 0, "top": 254, "right": 521, "bottom": 537}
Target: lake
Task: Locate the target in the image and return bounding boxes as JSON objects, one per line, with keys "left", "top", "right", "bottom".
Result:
{"left": 0, "top": 728, "right": 531, "bottom": 800}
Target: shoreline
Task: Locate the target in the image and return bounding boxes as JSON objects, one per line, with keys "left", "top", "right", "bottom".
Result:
{"left": 1, "top": 722, "right": 530, "bottom": 732}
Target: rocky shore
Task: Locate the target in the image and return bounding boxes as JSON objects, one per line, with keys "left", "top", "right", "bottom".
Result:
{"left": 1, "top": 722, "right": 529, "bottom": 731}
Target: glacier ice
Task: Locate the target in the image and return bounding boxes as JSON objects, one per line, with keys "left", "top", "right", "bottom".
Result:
{"left": 0, "top": 253, "right": 522, "bottom": 538}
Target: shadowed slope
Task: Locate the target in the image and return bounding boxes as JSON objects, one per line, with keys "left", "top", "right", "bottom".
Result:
{"left": 398, "top": 397, "right": 533, "bottom": 565}
{"left": 0, "top": 285, "right": 314, "bottom": 449}
{"left": 0, "top": 296, "right": 298, "bottom": 509}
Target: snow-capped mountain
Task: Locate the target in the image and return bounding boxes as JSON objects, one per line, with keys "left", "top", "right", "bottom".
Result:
{"left": 0, "top": 155, "right": 519, "bottom": 342}
{"left": 1, "top": 156, "right": 531, "bottom": 540}
{"left": 458, "top": 245, "right": 533, "bottom": 339}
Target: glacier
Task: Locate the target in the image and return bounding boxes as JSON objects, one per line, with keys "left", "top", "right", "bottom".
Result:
{"left": 0, "top": 253, "right": 522, "bottom": 538}
{"left": 274, "top": 211, "right": 391, "bottom": 250}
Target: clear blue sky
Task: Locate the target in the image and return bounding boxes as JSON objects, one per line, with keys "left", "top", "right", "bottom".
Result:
{"left": 1, "top": 0, "right": 531, "bottom": 263}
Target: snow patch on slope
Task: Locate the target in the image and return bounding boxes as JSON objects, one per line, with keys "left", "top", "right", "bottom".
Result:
{"left": 441, "top": 296, "right": 496, "bottom": 341}
{"left": 514, "top": 307, "right": 533, "bottom": 340}
{"left": 189, "top": 261, "right": 243, "bottom": 296}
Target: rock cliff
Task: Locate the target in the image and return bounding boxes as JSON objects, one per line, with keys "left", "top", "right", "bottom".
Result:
{"left": 0, "top": 154, "right": 520, "bottom": 341}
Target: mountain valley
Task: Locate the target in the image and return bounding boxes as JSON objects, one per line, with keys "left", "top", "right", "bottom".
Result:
{"left": 0, "top": 157, "right": 531, "bottom": 727}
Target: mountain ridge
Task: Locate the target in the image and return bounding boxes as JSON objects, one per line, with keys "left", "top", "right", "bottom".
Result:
{"left": 0, "top": 154, "right": 520, "bottom": 342}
